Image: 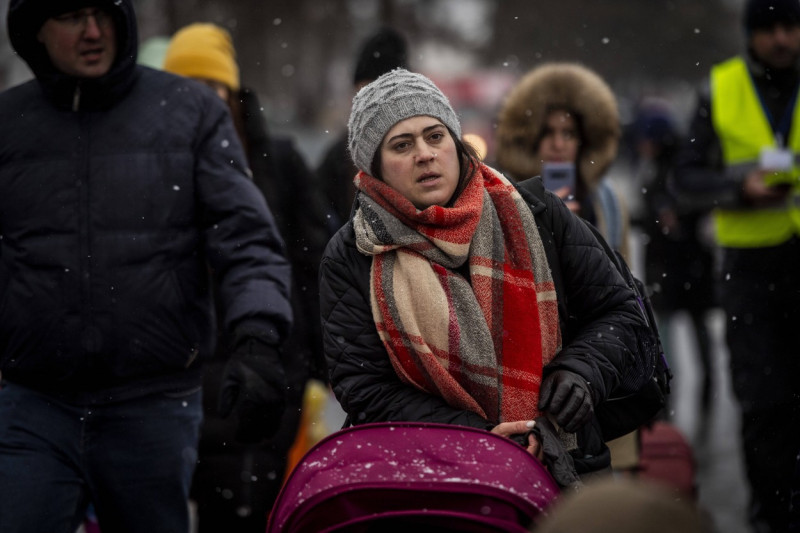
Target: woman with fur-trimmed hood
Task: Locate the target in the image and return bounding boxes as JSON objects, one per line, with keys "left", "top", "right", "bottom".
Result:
{"left": 495, "top": 62, "right": 630, "bottom": 259}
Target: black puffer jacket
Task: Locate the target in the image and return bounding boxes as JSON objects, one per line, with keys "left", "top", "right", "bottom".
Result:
{"left": 319, "top": 176, "right": 647, "bottom": 472}
{"left": 0, "top": 0, "right": 292, "bottom": 400}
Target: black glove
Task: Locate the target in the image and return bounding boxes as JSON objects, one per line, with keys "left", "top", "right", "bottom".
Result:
{"left": 538, "top": 370, "right": 593, "bottom": 433}
{"left": 218, "top": 330, "right": 288, "bottom": 443}
{"left": 532, "top": 416, "right": 581, "bottom": 489}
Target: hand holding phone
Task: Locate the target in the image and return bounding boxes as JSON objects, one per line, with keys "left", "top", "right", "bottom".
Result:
{"left": 542, "top": 162, "right": 576, "bottom": 200}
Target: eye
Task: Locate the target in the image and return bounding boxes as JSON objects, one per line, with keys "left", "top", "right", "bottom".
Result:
{"left": 391, "top": 140, "right": 411, "bottom": 152}
{"left": 428, "top": 131, "right": 445, "bottom": 142}
{"left": 95, "top": 10, "right": 112, "bottom": 24}
{"left": 55, "top": 11, "right": 82, "bottom": 23}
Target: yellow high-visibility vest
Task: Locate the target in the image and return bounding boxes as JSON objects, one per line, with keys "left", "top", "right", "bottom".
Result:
{"left": 710, "top": 56, "right": 800, "bottom": 248}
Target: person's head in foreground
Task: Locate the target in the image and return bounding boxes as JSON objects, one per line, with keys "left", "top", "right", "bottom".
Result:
{"left": 533, "top": 477, "right": 714, "bottom": 533}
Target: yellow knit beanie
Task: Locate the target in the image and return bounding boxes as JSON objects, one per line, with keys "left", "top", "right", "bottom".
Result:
{"left": 163, "top": 23, "right": 240, "bottom": 91}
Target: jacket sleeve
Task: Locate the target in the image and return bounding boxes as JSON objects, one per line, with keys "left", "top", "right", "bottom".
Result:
{"left": 672, "top": 82, "right": 744, "bottom": 211}
{"left": 319, "top": 226, "right": 494, "bottom": 430}
{"left": 194, "top": 95, "right": 293, "bottom": 345}
{"left": 543, "top": 192, "right": 650, "bottom": 405}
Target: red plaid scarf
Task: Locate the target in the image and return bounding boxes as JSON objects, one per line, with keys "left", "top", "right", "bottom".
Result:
{"left": 353, "top": 163, "right": 560, "bottom": 424}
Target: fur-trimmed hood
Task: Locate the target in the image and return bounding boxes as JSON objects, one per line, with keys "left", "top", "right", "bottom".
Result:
{"left": 495, "top": 63, "right": 620, "bottom": 187}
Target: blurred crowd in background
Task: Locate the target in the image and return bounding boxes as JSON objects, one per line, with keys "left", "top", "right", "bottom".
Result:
{"left": 1, "top": 0, "right": 743, "bottom": 173}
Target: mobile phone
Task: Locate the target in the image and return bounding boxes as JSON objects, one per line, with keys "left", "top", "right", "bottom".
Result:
{"left": 542, "top": 162, "right": 576, "bottom": 197}
{"left": 760, "top": 146, "right": 795, "bottom": 186}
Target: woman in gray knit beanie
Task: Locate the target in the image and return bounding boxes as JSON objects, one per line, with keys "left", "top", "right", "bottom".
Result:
{"left": 318, "top": 68, "right": 651, "bottom": 495}
{"left": 346, "top": 68, "right": 474, "bottom": 209}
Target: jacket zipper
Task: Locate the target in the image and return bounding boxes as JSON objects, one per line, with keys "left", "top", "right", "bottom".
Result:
{"left": 75, "top": 87, "right": 95, "bottom": 355}
{"left": 72, "top": 84, "right": 82, "bottom": 112}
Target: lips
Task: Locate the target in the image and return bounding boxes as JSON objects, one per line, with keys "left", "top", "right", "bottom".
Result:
{"left": 80, "top": 48, "right": 105, "bottom": 61}
{"left": 417, "top": 172, "right": 440, "bottom": 183}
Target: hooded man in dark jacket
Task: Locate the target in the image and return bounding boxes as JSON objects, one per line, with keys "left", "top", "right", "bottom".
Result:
{"left": 0, "top": 1, "right": 292, "bottom": 531}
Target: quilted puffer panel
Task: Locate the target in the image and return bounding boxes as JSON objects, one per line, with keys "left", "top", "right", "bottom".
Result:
{"left": 319, "top": 223, "right": 492, "bottom": 430}
{"left": 533, "top": 191, "right": 647, "bottom": 404}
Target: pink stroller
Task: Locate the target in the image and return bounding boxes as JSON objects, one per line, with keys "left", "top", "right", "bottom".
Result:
{"left": 267, "top": 421, "right": 560, "bottom": 532}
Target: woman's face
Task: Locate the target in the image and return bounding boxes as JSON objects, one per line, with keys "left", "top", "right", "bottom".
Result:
{"left": 537, "top": 109, "right": 580, "bottom": 163}
{"left": 379, "top": 115, "right": 460, "bottom": 210}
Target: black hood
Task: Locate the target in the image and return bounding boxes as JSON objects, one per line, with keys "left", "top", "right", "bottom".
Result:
{"left": 7, "top": 0, "right": 140, "bottom": 110}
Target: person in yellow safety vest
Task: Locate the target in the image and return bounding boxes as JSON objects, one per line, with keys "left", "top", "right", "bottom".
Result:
{"left": 673, "top": 1, "right": 800, "bottom": 531}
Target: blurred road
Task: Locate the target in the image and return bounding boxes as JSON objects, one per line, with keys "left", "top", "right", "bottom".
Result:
{"left": 623, "top": 223, "right": 751, "bottom": 533}
{"left": 667, "top": 308, "right": 751, "bottom": 533}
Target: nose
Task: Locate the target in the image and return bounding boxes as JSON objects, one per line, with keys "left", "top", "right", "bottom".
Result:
{"left": 771, "top": 24, "right": 795, "bottom": 45}
{"left": 415, "top": 141, "right": 435, "bottom": 163}
{"left": 551, "top": 132, "right": 567, "bottom": 150}
{"left": 82, "top": 13, "right": 103, "bottom": 38}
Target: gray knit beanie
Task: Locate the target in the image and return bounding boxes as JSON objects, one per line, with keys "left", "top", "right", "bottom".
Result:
{"left": 347, "top": 68, "right": 462, "bottom": 175}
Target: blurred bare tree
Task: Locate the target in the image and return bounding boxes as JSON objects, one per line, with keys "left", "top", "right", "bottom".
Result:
{"left": 488, "top": 1, "right": 739, "bottom": 81}
{"left": 1, "top": 0, "right": 742, "bottom": 135}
